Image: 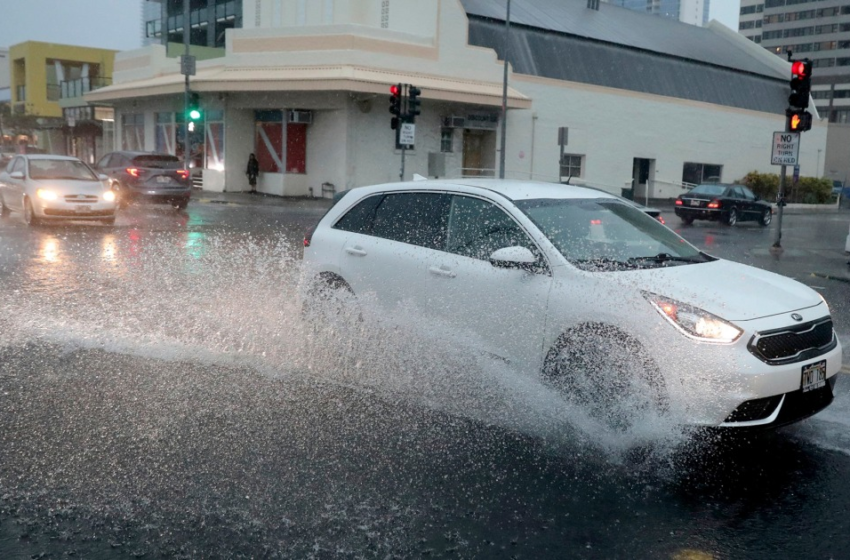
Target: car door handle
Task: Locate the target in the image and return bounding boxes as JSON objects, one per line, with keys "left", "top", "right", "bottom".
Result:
{"left": 345, "top": 246, "right": 367, "bottom": 257}
{"left": 429, "top": 266, "right": 456, "bottom": 278}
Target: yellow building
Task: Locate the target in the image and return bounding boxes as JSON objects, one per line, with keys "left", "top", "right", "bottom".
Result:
{"left": 10, "top": 41, "right": 116, "bottom": 160}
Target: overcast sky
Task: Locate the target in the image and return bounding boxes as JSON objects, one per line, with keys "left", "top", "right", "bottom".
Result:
{"left": 0, "top": 0, "right": 739, "bottom": 52}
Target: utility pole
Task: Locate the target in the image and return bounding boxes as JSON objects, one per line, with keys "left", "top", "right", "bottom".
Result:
{"left": 498, "top": 0, "right": 511, "bottom": 179}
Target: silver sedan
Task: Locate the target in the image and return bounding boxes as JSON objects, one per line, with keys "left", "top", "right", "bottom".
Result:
{"left": 0, "top": 154, "right": 117, "bottom": 226}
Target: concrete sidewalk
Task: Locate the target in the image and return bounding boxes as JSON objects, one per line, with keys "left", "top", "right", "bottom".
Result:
{"left": 192, "top": 189, "right": 335, "bottom": 210}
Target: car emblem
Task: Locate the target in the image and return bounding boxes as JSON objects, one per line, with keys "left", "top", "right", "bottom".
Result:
{"left": 791, "top": 313, "right": 803, "bottom": 322}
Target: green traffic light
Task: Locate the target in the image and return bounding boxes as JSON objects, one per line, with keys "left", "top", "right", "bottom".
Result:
{"left": 189, "top": 109, "right": 201, "bottom": 120}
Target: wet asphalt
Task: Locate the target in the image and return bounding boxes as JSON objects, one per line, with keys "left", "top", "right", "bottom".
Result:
{"left": 0, "top": 195, "right": 848, "bottom": 559}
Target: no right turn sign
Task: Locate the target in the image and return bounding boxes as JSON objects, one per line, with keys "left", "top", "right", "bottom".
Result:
{"left": 771, "top": 132, "right": 800, "bottom": 166}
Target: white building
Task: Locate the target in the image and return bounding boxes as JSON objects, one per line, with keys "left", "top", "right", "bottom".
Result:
{"left": 607, "top": 0, "right": 709, "bottom": 27}
{"left": 87, "top": 0, "right": 825, "bottom": 202}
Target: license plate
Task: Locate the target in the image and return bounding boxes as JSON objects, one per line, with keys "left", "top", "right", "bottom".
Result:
{"left": 74, "top": 205, "right": 91, "bottom": 213}
{"left": 801, "top": 360, "right": 827, "bottom": 393}
{"left": 689, "top": 199, "right": 701, "bottom": 206}
{"left": 156, "top": 176, "right": 171, "bottom": 183}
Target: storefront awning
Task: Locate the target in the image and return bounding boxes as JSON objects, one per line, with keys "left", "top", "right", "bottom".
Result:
{"left": 85, "top": 65, "right": 531, "bottom": 109}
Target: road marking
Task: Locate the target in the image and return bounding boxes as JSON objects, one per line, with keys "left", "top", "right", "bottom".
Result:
{"left": 842, "top": 365, "right": 850, "bottom": 375}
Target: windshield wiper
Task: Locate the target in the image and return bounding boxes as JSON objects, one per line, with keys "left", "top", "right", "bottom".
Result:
{"left": 628, "top": 253, "right": 705, "bottom": 265}
{"left": 573, "top": 257, "right": 639, "bottom": 270}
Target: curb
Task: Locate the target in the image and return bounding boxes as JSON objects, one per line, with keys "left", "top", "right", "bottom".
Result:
{"left": 811, "top": 272, "right": 850, "bottom": 285}
{"left": 842, "top": 365, "right": 850, "bottom": 375}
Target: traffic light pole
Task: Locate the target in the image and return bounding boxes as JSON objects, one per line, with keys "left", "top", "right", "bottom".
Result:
{"left": 183, "top": 0, "right": 190, "bottom": 173}
{"left": 772, "top": 163, "right": 788, "bottom": 249}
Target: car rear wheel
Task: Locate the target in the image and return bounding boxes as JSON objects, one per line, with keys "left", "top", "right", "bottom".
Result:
{"left": 680, "top": 215, "right": 694, "bottom": 225}
{"left": 542, "top": 323, "right": 667, "bottom": 431}
{"left": 173, "top": 198, "right": 189, "bottom": 210}
{"left": 0, "top": 195, "right": 10, "bottom": 218}
{"left": 759, "top": 208, "right": 772, "bottom": 227}
{"left": 725, "top": 207, "right": 738, "bottom": 226}
{"left": 302, "top": 274, "right": 360, "bottom": 326}
{"left": 23, "top": 198, "right": 40, "bottom": 226}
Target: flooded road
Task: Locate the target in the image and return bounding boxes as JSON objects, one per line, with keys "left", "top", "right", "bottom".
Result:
{"left": 0, "top": 200, "right": 848, "bottom": 558}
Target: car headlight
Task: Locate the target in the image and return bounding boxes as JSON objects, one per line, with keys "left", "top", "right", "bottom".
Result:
{"left": 643, "top": 292, "right": 742, "bottom": 344}
{"left": 36, "top": 189, "right": 58, "bottom": 201}
{"left": 102, "top": 190, "right": 116, "bottom": 202}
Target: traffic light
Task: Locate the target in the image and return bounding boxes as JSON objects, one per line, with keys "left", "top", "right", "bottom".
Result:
{"left": 389, "top": 84, "right": 402, "bottom": 119}
{"left": 787, "top": 109, "right": 812, "bottom": 132}
{"left": 408, "top": 86, "right": 421, "bottom": 121}
{"left": 789, "top": 59, "right": 812, "bottom": 110}
{"left": 187, "top": 92, "right": 202, "bottom": 121}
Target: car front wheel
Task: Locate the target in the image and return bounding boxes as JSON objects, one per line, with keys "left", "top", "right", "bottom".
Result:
{"left": 541, "top": 323, "right": 667, "bottom": 432}
{"left": 23, "top": 198, "right": 40, "bottom": 226}
{"left": 759, "top": 208, "right": 772, "bottom": 227}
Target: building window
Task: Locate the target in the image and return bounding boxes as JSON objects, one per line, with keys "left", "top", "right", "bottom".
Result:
{"left": 440, "top": 128, "right": 453, "bottom": 153}
{"left": 381, "top": 0, "right": 389, "bottom": 28}
{"left": 255, "top": 110, "right": 283, "bottom": 173}
{"left": 155, "top": 112, "right": 176, "bottom": 154}
{"left": 286, "top": 122, "right": 307, "bottom": 173}
{"left": 560, "top": 154, "right": 584, "bottom": 179}
{"left": 682, "top": 162, "right": 723, "bottom": 185}
{"left": 122, "top": 113, "right": 145, "bottom": 151}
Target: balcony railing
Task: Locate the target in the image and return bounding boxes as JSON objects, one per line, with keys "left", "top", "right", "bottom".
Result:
{"left": 59, "top": 77, "right": 112, "bottom": 99}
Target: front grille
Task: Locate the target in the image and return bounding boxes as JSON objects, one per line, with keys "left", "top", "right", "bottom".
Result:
{"left": 64, "top": 195, "right": 99, "bottom": 203}
{"left": 724, "top": 377, "right": 836, "bottom": 428}
{"left": 748, "top": 317, "right": 836, "bottom": 365}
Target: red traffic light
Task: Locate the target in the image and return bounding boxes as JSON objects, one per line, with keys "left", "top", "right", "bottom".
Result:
{"left": 791, "top": 61, "right": 807, "bottom": 77}
{"left": 390, "top": 84, "right": 400, "bottom": 96}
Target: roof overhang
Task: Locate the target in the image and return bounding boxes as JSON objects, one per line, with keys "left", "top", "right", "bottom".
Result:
{"left": 85, "top": 65, "right": 531, "bottom": 109}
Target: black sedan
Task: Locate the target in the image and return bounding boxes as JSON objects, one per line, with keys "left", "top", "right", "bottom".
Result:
{"left": 674, "top": 183, "right": 772, "bottom": 226}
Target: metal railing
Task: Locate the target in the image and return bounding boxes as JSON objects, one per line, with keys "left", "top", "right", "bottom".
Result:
{"left": 60, "top": 77, "right": 112, "bottom": 99}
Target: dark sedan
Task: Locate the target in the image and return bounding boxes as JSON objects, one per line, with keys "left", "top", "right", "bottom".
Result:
{"left": 95, "top": 151, "right": 191, "bottom": 210}
{"left": 675, "top": 183, "right": 772, "bottom": 226}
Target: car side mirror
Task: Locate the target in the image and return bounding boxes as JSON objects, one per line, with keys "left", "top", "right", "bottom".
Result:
{"left": 754, "top": 195, "right": 760, "bottom": 201}
{"left": 98, "top": 174, "right": 108, "bottom": 181}
{"left": 489, "top": 246, "right": 538, "bottom": 271}
{"left": 9, "top": 171, "right": 24, "bottom": 180}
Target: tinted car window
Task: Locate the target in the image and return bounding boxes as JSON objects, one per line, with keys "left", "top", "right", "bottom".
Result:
{"left": 371, "top": 192, "right": 450, "bottom": 250}
{"left": 96, "top": 154, "right": 112, "bottom": 168}
{"left": 132, "top": 154, "right": 182, "bottom": 169}
{"left": 731, "top": 186, "right": 745, "bottom": 198}
{"left": 690, "top": 184, "right": 727, "bottom": 196}
{"left": 333, "top": 194, "right": 383, "bottom": 235}
{"left": 447, "top": 195, "right": 537, "bottom": 260}
{"left": 741, "top": 186, "right": 756, "bottom": 200}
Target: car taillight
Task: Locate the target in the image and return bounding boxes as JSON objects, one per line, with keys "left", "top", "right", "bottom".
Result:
{"left": 675, "top": 199, "right": 683, "bottom": 206}
{"left": 657, "top": 216, "right": 666, "bottom": 225}
{"left": 176, "top": 169, "right": 189, "bottom": 179}
{"left": 304, "top": 225, "right": 315, "bottom": 248}
{"left": 707, "top": 200, "right": 720, "bottom": 209}
{"left": 126, "top": 167, "right": 140, "bottom": 177}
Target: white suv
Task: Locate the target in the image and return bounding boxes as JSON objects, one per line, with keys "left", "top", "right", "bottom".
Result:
{"left": 302, "top": 179, "right": 842, "bottom": 430}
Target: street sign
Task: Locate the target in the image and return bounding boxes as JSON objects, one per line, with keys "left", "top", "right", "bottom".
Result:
{"left": 180, "top": 54, "right": 196, "bottom": 76}
{"left": 771, "top": 131, "right": 800, "bottom": 165}
{"left": 399, "top": 123, "right": 415, "bottom": 146}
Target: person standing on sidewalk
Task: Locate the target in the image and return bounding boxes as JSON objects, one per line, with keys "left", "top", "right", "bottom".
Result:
{"left": 246, "top": 153, "right": 260, "bottom": 194}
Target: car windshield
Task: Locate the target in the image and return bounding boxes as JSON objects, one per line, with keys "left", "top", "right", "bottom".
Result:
{"left": 28, "top": 159, "right": 98, "bottom": 181}
{"left": 132, "top": 155, "right": 182, "bottom": 169}
{"left": 516, "top": 198, "right": 709, "bottom": 271}
{"left": 689, "top": 184, "right": 728, "bottom": 196}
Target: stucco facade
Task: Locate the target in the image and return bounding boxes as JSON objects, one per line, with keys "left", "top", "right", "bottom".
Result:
{"left": 87, "top": 0, "right": 826, "bottom": 200}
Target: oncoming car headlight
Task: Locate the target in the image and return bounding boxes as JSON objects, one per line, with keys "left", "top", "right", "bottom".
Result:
{"left": 643, "top": 292, "right": 742, "bottom": 344}
{"left": 102, "top": 190, "right": 116, "bottom": 202}
{"left": 36, "top": 189, "right": 58, "bottom": 201}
